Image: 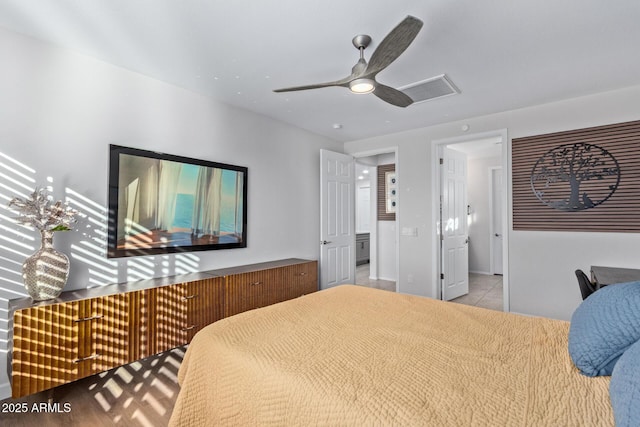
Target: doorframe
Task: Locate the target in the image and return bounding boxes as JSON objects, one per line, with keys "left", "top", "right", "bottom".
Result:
{"left": 489, "top": 166, "right": 503, "bottom": 275}
{"left": 431, "top": 129, "right": 510, "bottom": 312}
{"left": 349, "top": 147, "right": 399, "bottom": 292}
{"left": 319, "top": 149, "right": 357, "bottom": 289}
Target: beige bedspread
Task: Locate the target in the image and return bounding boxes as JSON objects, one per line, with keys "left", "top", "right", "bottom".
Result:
{"left": 169, "top": 285, "right": 613, "bottom": 426}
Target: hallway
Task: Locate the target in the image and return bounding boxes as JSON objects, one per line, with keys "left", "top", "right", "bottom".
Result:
{"left": 451, "top": 273, "right": 503, "bottom": 311}
{"left": 355, "top": 263, "right": 396, "bottom": 292}
{"left": 354, "top": 266, "right": 502, "bottom": 312}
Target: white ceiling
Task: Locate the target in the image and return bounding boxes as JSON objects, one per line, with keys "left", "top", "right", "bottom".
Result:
{"left": 1, "top": 0, "right": 639, "bottom": 142}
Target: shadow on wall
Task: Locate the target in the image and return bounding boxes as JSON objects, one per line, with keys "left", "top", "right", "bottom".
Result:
{"left": 0, "top": 150, "right": 201, "bottom": 358}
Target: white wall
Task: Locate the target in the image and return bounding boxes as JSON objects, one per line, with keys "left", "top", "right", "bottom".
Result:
{"left": 356, "top": 178, "right": 371, "bottom": 233}
{"left": 467, "top": 156, "right": 501, "bottom": 274}
{"left": 345, "top": 85, "right": 640, "bottom": 320}
{"left": 0, "top": 28, "right": 342, "bottom": 398}
{"left": 375, "top": 153, "right": 397, "bottom": 281}
{"left": 377, "top": 221, "right": 396, "bottom": 281}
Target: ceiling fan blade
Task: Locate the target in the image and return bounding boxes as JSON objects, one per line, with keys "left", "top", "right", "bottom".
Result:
{"left": 273, "top": 73, "right": 356, "bottom": 93}
{"left": 365, "top": 16, "right": 424, "bottom": 78}
{"left": 373, "top": 84, "right": 414, "bottom": 107}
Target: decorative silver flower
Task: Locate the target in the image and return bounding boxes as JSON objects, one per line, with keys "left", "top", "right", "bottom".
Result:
{"left": 7, "top": 187, "right": 78, "bottom": 232}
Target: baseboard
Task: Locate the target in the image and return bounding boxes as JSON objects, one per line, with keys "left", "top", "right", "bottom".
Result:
{"left": 0, "top": 380, "right": 11, "bottom": 400}
{"left": 509, "top": 311, "right": 535, "bottom": 317}
{"left": 367, "top": 275, "right": 390, "bottom": 281}
{"left": 469, "top": 270, "right": 492, "bottom": 275}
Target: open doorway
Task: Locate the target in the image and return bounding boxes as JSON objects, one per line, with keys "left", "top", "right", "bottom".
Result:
{"left": 433, "top": 130, "right": 509, "bottom": 311}
{"left": 354, "top": 152, "right": 396, "bottom": 292}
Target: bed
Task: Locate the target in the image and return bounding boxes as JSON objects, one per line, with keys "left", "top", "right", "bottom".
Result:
{"left": 169, "top": 285, "right": 613, "bottom": 426}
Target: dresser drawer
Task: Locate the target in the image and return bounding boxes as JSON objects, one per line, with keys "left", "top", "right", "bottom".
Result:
{"left": 11, "top": 293, "right": 130, "bottom": 398}
{"left": 151, "top": 277, "right": 224, "bottom": 353}
{"left": 224, "top": 261, "right": 318, "bottom": 317}
{"left": 283, "top": 261, "right": 318, "bottom": 297}
{"left": 225, "top": 270, "right": 279, "bottom": 316}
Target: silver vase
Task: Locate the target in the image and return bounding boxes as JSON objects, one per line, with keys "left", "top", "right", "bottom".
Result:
{"left": 22, "top": 230, "right": 69, "bottom": 301}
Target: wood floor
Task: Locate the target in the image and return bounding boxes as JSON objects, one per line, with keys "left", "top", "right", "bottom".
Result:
{"left": 0, "top": 347, "right": 184, "bottom": 427}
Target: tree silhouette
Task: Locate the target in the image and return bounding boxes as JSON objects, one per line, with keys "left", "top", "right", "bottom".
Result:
{"left": 531, "top": 143, "right": 620, "bottom": 211}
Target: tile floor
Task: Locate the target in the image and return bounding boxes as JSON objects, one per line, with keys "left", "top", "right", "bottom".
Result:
{"left": 451, "top": 272, "right": 504, "bottom": 311}
{"left": 355, "top": 263, "right": 396, "bottom": 292}
{"left": 355, "top": 265, "right": 503, "bottom": 312}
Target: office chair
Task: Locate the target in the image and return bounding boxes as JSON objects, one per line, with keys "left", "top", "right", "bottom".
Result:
{"left": 575, "top": 269, "right": 597, "bottom": 300}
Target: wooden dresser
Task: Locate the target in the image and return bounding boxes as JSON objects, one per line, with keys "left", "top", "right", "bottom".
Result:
{"left": 9, "top": 258, "right": 317, "bottom": 398}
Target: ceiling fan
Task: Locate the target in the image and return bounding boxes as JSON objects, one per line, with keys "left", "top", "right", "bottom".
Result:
{"left": 273, "top": 16, "right": 424, "bottom": 108}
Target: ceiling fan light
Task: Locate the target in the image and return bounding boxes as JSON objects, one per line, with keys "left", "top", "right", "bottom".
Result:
{"left": 349, "top": 78, "right": 376, "bottom": 94}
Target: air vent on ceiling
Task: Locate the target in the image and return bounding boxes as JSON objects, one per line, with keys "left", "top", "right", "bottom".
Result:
{"left": 399, "top": 74, "right": 460, "bottom": 104}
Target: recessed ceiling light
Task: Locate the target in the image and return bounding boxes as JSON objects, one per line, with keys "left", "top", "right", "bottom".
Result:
{"left": 363, "top": 170, "right": 369, "bottom": 174}
{"left": 332, "top": 123, "right": 343, "bottom": 130}
{"left": 358, "top": 175, "right": 364, "bottom": 180}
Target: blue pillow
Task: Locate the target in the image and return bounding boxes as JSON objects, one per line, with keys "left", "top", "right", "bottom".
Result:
{"left": 568, "top": 281, "right": 640, "bottom": 376}
{"left": 610, "top": 338, "right": 640, "bottom": 427}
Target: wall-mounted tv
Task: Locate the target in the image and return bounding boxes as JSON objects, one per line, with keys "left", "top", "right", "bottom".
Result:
{"left": 107, "top": 145, "right": 247, "bottom": 258}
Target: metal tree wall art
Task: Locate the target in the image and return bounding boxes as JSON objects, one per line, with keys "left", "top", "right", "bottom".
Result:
{"left": 530, "top": 142, "right": 620, "bottom": 212}
{"left": 513, "top": 120, "right": 640, "bottom": 232}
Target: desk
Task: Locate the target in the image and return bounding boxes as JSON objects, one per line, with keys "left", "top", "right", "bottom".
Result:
{"left": 590, "top": 266, "right": 640, "bottom": 289}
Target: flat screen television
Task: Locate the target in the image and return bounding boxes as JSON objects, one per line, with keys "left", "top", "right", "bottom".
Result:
{"left": 107, "top": 145, "right": 247, "bottom": 258}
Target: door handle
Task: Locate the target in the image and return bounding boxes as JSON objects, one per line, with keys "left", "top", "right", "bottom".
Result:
{"left": 495, "top": 233, "right": 501, "bottom": 237}
{"left": 73, "top": 353, "right": 101, "bottom": 363}
{"left": 321, "top": 240, "right": 332, "bottom": 245}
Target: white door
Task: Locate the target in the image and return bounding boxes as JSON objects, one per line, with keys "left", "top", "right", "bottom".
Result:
{"left": 320, "top": 149, "right": 355, "bottom": 289}
{"left": 441, "top": 147, "right": 469, "bottom": 300}
{"left": 491, "top": 167, "right": 504, "bottom": 275}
